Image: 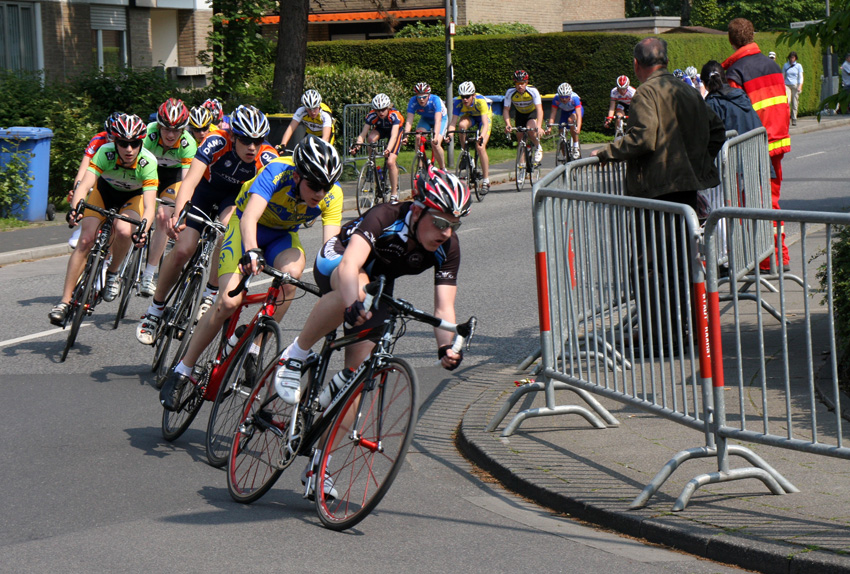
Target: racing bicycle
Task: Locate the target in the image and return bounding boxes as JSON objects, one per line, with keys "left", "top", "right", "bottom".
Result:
{"left": 510, "top": 125, "right": 541, "bottom": 192}
{"left": 450, "top": 129, "right": 485, "bottom": 202}
{"left": 352, "top": 141, "right": 390, "bottom": 216}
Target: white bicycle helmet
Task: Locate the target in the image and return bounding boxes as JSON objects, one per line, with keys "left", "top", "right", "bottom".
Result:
{"left": 371, "top": 93, "right": 392, "bottom": 110}
{"left": 301, "top": 89, "right": 322, "bottom": 109}
{"left": 557, "top": 83, "right": 573, "bottom": 98}
{"left": 685, "top": 66, "right": 698, "bottom": 79}
{"left": 230, "top": 105, "right": 270, "bottom": 139}
{"left": 458, "top": 81, "right": 476, "bottom": 96}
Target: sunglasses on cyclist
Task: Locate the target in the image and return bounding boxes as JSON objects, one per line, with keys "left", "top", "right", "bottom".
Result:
{"left": 461, "top": 95, "right": 474, "bottom": 101}
{"left": 115, "top": 139, "right": 143, "bottom": 150}
{"left": 302, "top": 178, "right": 330, "bottom": 194}
{"left": 416, "top": 95, "right": 429, "bottom": 100}
{"left": 236, "top": 135, "right": 264, "bottom": 146}
{"left": 190, "top": 126, "right": 209, "bottom": 133}
{"left": 430, "top": 213, "right": 461, "bottom": 232}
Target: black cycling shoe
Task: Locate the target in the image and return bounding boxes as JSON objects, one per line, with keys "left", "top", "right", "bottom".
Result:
{"left": 160, "top": 371, "right": 191, "bottom": 412}
{"left": 48, "top": 302, "right": 70, "bottom": 326}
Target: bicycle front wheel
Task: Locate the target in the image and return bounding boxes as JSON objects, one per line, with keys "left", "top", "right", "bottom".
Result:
{"left": 315, "top": 357, "right": 418, "bottom": 531}
{"left": 155, "top": 273, "right": 204, "bottom": 388}
{"left": 206, "top": 319, "right": 282, "bottom": 468}
{"left": 113, "top": 246, "right": 142, "bottom": 329}
{"left": 161, "top": 374, "right": 204, "bottom": 441}
{"left": 60, "top": 252, "right": 101, "bottom": 362}
{"left": 356, "top": 165, "right": 376, "bottom": 216}
{"left": 556, "top": 138, "right": 569, "bottom": 166}
{"left": 409, "top": 154, "right": 421, "bottom": 193}
{"left": 227, "top": 362, "right": 298, "bottom": 504}
{"left": 515, "top": 142, "right": 527, "bottom": 192}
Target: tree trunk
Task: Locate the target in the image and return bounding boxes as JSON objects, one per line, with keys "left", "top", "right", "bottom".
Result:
{"left": 680, "top": 0, "right": 691, "bottom": 26}
{"left": 273, "top": 0, "right": 309, "bottom": 112}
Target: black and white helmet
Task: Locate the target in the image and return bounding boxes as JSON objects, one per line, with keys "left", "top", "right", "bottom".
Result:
{"left": 371, "top": 93, "right": 392, "bottom": 110}
{"left": 301, "top": 89, "right": 322, "bottom": 109}
{"left": 230, "top": 105, "right": 270, "bottom": 139}
{"left": 458, "top": 81, "right": 476, "bottom": 96}
{"left": 293, "top": 135, "right": 342, "bottom": 190}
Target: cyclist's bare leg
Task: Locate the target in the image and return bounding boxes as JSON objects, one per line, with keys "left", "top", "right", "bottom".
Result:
{"left": 147, "top": 198, "right": 174, "bottom": 275}
{"left": 180, "top": 270, "right": 244, "bottom": 368}
{"left": 60, "top": 216, "right": 100, "bottom": 303}
{"left": 457, "top": 117, "right": 471, "bottom": 152}
{"left": 107, "top": 212, "right": 139, "bottom": 274}
{"left": 477, "top": 129, "right": 491, "bottom": 180}
{"left": 526, "top": 118, "right": 540, "bottom": 149}
{"left": 207, "top": 204, "right": 238, "bottom": 291}
{"left": 152, "top": 226, "right": 201, "bottom": 302}
{"left": 270, "top": 246, "right": 307, "bottom": 322}
{"left": 431, "top": 130, "right": 445, "bottom": 169}
{"left": 385, "top": 151, "right": 399, "bottom": 196}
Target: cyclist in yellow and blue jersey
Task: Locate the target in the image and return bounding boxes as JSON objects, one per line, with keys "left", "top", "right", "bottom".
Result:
{"left": 279, "top": 89, "right": 335, "bottom": 150}
{"left": 503, "top": 70, "right": 545, "bottom": 163}
{"left": 187, "top": 105, "right": 222, "bottom": 145}
{"left": 160, "top": 136, "right": 344, "bottom": 410}
{"left": 448, "top": 81, "right": 493, "bottom": 193}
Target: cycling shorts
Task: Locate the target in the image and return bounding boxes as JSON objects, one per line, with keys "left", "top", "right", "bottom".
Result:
{"left": 85, "top": 179, "right": 144, "bottom": 223}
{"left": 616, "top": 103, "right": 630, "bottom": 114}
{"left": 186, "top": 183, "right": 238, "bottom": 233}
{"left": 372, "top": 128, "right": 402, "bottom": 155}
{"left": 416, "top": 115, "right": 448, "bottom": 137}
{"left": 313, "top": 236, "right": 392, "bottom": 336}
{"left": 514, "top": 111, "right": 538, "bottom": 128}
{"left": 217, "top": 211, "right": 303, "bottom": 278}
{"left": 157, "top": 167, "right": 182, "bottom": 195}
{"left": 157, "top": 180, "right": 180, "bottom": 203}
{"left": 558, "top": 110, "right": 580, "bottom": 126}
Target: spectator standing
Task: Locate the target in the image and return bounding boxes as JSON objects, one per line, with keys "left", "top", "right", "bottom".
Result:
{"left": 840, "top": 53, "right": 850, "bottom": 114}
{"left": 723, "top": 18, "right": 791, "bottom": 270}
{"left": 782, "top": 52, "right": 804, "bottom": 126}
{"left": 592, "top": 37, "right": 725, "bottom": 353}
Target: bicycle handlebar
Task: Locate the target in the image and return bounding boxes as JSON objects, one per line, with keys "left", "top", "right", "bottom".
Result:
{"left": 362, "top": 275, "right": 477, "bottom": 352}
{"left": 175, "top": 201, "right": 228, "bottom": 235}
{"left": 72, "top": 200, "right": 145, "bottom": 229}
{"left": 227, "top": 266, "right": 322, "bottom": 298}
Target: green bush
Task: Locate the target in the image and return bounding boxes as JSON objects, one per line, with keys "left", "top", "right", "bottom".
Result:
{"left": 0, "top": 142, "right": 34, "bottom": 218}
{"left": 72, "top": 67, "right": 182, "bottom": 119}
{"left": 819, "top": 225, "right": 850, "bottom": 393}
{"left": 44, "top": 93, "right": 101, "bottom": 206}
{"left": 395, "top": 21, "right": 538, "bottom": 38}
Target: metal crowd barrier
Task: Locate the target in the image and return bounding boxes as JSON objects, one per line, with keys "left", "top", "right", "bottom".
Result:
{"left": 341, "top": 103, "right": 372, "bottom": 172}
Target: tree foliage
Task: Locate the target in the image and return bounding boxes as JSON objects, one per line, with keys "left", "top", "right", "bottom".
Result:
{"left": 395, "top": 21, "right": 538, "bottom": 38}
{"left": 628, "top": 0, "right": 827, "bottom": 30}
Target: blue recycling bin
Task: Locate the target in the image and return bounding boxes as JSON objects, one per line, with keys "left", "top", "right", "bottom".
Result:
{"left": 0, "top": 127, "right": 54, "bottom": 221}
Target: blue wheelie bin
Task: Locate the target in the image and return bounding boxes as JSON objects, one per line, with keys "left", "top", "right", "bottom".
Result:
{"left": 0, "top": 127, "right": 54, "bottom": 221}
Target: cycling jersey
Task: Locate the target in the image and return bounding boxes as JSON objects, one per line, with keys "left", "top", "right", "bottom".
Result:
{"left": 685, "top": 76, "right": 704, "bottom": 91}
{"left": 610, "top": 86, "right": 636, "bottom": 107}
{"left": 552, "top": 93, "right": 583, "bottom": 115}
{"left": 84, "top": 131, "right": 110, "bottom": 158}
{"left": 504, "top": 86, "right": 542, "bottom": 114}
{"left": 406, "top": 94, "right": 447, "bottom": 121}
{"left": 234, "top": 156, "right": 343, "bottom": 231}
{"left": 364, "top": 108, "right": 404, "bottom": 138}
{"left": 87, "top": 143, "right": 159, "bottom": 194}
{"left": 452, "top": 94, "right": 492, "bottom": 119}
{"left": 316, "top": 202, "right": 460, "bottom": 288}
{"left": 291, "top": 103, "right": 334, "bottom": 137}
{"left": 143, "top": 122, "right": 197, "bottom": 189}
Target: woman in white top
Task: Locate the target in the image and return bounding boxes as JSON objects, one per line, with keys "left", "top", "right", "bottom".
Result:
{"left": 782, "top": 51, "right": 804, "bottom": 126}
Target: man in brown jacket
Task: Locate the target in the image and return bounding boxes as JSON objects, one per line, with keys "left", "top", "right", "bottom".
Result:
{"left": 593, "top": 37, "right": 725, "bottom": 356}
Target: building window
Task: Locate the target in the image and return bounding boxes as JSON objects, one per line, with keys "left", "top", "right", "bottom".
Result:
{"left": 0, "top": 1, "right": 38, "bottom": 72}
{"left": 91, "top": 5, "right": 127, "bottom": 71}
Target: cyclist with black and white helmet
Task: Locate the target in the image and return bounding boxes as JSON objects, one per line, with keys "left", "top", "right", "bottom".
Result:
{"left": 604, "top": 75, "right": 636, "bottom": 130}
{"left": 448, "top": 80, "right": 493, "bottom": 193}
{"left": 684, "top": 65, "right": 706, "bottom": 97}
{"left": 350, "top": 93, "right": 405, "bottom": 202}
{"left": 403, "top": 81, "right": 448, "bottom": 169}
{"left": 279, "top": 89, "right": 335, "bottom": 151}
{"left": 140, "top": 97, "right": 197, "bottom": 297}
{"left": 547, "top": 82, "right": 584, "bottom": 160}
{"left": 136, "top": 104, "right": 279, "bottom": 346}
{"left": 49, "top": 113, "right": 157, "bottom": 325}
{"left": 159, "top": 135, "right": 344, "bottom": 411}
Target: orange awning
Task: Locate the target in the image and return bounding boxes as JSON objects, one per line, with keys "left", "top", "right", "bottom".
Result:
{"left": 260, "top": 8, "right": 445, "bottom": 26}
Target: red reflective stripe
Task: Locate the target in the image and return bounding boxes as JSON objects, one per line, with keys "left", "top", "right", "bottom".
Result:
{"left": 535, "top": 252, "right": 551, "bottom": 333}
{"left": 693, "top": 281, "right": 712, "bottom": 380}
{"left": 707, "top": 290, "right": 724, "bottom": 388}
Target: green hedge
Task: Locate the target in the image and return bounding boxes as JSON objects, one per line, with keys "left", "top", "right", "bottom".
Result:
{"left": 307, "top": 31, "right": 824, "bottom": 126}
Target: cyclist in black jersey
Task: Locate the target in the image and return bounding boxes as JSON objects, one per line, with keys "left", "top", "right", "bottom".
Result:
{"left": 272, "top": 167, "right": 472, "bottom": 406}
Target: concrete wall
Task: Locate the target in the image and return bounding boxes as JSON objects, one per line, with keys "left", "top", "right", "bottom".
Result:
{"left": 39, "top": 2, "right": 93, "bottom": 82}
{"left": 151, "top": 9, "right": 178, "bottom": 67}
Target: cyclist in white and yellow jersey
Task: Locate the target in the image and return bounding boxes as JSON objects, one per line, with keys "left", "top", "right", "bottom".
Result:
{"left": 279, "top": 89, "right": 335, "bottom": 151}
{"left": 503, "top": 70, "right": 545, "bottom": 163}
{"left": 448, "top": 81, "right": 493, "bottom": 193}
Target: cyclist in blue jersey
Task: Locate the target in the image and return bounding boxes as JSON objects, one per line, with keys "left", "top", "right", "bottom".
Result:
{"left": 402, "top": 82, "right": 448, "bottom": 170}
{"left": 136, "top": 105, "right": 279, "bottom": 345}
{"left": 160, "top": 136, "right": 343, "bottom": 411}
{"left": 547, "top": 82, "right": 584, "bottom": 160}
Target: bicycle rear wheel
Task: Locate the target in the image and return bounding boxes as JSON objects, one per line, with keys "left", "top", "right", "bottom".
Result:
{"left": 356, "top": 165, "right": 376, "bottom": 216}
{"left": 60, "top": 252, "right": 101, "bottom": 362}
{"left": 515, "top": 142, "right": 527, "bottom": 192}
{"left": 315, "top": 357, "right": 418, "bottom": 531}
{"left": 161, "top": 374, "right": 204, "bottom": 441}
{"left": 227, "top": 363, "right": 298, "bottom": 504}
{"left": 205, "top": 319, "right": 282, "bottom": 468}
{"left": 113, "top": 246, "right": 142, "bottom": 329}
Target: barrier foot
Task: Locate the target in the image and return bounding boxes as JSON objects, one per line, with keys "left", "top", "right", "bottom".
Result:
{"left": 552, "top": 382, "right": 620, "bottom": 427}
{"left": 727, "top": 444, "right": 799, "bottom": 494}
{"left": 516, "top": 348, "right": 541, "bottom": 374}
{"left": 719, "top": 292, "right": 786, "bottom": 324}
{"left": 671, "top": 467, "right": 786, "bottom": 512}
{"left": 485, "top": 382, "right": 547, "bottom": 432}
{"left": 629, "top": 446, "right": 714, "bottom": 509}
{"left": 500, "top": 405, "right": 607, "bottom": 437}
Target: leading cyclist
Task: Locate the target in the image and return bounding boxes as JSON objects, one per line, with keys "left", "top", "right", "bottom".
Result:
{"left": 403, "top": 82, "right": 448, "bottom": 170}
{"left": 547, "top": 82, "right": 584, "bottom": 160}
{"left": 604, "top": 75, "right": 636, "bottom": 132}
{"left": 448, "top": 81, "right": 493, "bottom": 194}
{"left": 503, "top": 70, "right": 545, "bottom": 163}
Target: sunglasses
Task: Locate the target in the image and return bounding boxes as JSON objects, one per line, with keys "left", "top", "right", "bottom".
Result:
{"left": 236, "top": 135, "right": 264, "bottom": 146}
{"left": 190, "top": 126, "right": 209, "bottom": 133}
{"left": 115, "top": 139, "right": 143, "bottom": 150}
{"left": 430, "top": 214, "right": 461, "bottom": 232}
{"left": 416, "top": 95, "right": 430, "bottom": 100}
{"left": 303, "top": 178, "right": 330, "bottom": 194}
{"left": 461, "top": 95, "right": 474, "bottom": 100}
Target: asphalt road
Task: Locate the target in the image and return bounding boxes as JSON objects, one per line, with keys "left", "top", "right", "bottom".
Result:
{"left": 3, "top": 125, "right": 846, "bottom": 573}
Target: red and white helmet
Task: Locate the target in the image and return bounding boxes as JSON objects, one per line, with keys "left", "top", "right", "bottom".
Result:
{"left": 156, "top": 98, "right": 190, "bottom": 130}
{"left": 616, "top": 75, "right": 630, "bottom": 89}
{"left": 414, "top": 82, "right": 431, "bottom": 96}
{"left": 415, "top": 167, "right": 471, "bottom": 218}
{"left": 111, "top": 113, "right": 147, "bottom": 141}
{"left": 513, "top": 70, "right": 529, "bottom": 83}
{"left": 202, "top": 98, "right": 224, "bottom": 122}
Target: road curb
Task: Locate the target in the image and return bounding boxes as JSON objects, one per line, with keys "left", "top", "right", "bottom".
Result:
{"left": 0, "top": 242, "right": 71, "bottom": 267}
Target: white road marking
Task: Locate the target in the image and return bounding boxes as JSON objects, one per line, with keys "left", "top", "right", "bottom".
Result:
{"left": 796, "top": 151, "right": 826, "bottom": 159}
{"left": 0, "top": 324, "right": 90, "bottom": 348}
{"left": 464, "top": 495, "right": 696, "bottom": 563}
